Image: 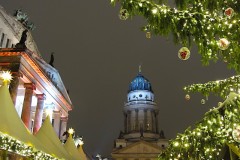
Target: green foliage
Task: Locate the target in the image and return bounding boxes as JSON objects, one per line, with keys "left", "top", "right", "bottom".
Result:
{"left": 184, "top": 75, "right": 240, "bottom": 98}
{"left": 159, "top": 92, "right": 240, "bottom": 159}
{"left": 0, "top": 132, "right": 57, "bottom": 159}
{"left": 112, "top": 0, "right": 240, "bottom": 73}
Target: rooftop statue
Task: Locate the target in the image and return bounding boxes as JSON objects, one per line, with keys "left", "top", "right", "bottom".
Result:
{"left": 49, "top": 52, "right": 55, "bottom": 67}
{"left": 15, "top": 29, "right": 28, "bottom": 49}
{"left": 14, "top": 9, "right": 28, "bottom": 23}
{"left": 13, "top": 9, "right": 36, "bottom": 31}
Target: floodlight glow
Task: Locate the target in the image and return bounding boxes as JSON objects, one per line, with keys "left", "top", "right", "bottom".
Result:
{"left": 45, "top": 108, "right": 53, "bottom": 117}
{"left": 68, "top": 128, "right": 74, "bottom": 135}
{"left": 1, "top": 71, "right": 12, "bottom": 82}
{"left": 79, "top": 139, "right": 84, "bottom": 145}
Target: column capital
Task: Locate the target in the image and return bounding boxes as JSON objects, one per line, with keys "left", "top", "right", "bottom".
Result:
{"left": 61, "top": 116, "right": 68, "bottom": 122}
{"left": 53, "top": 110, "right": 61, "bottom": 114}
{"left": 36, "top": 93, "right": 46, "bottom": 100}
{"left": 24, "top": 83, "right": 36, "bottom": 90}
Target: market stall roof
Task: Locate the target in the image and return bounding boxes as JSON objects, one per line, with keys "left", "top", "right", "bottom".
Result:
{"left": 78, "top": 145, "right": 88, "bottom": 160}
{"left": 35, "top": 116, "right": 72, "bottom": 159}
{"left": 64, "top": 134, "right": 82, "bottom": 160}
{"left": 0, "top": 83, "right": 51, "bottom": 156}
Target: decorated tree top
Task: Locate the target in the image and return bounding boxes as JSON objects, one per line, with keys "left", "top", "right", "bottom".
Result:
{"left": 111, "top": 0, "right": 240, "bottom": 73}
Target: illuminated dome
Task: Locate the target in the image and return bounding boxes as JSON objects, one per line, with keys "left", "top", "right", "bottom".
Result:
{"left": 128, "top": 73, "right": 153, "bottom": 93}
{"left": 127, "top": 70, "right": 154, "bottom": 102}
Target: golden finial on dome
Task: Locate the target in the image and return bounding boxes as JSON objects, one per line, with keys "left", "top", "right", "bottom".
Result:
{"left": 138, "top": 65, "right": 142, "bottom": 73}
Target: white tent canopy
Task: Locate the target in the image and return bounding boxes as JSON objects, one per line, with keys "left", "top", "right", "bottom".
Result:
{"left": 64, "top": 135, "right": 82, "bottom": 160}
{"left": 0, "top": 83, "right": 51, "bottom": 156}
{"left": 35, "top": 116, "right": 72, "bottom": 159}
{"left": 78, "top": 145, "right": 88, "bottom": 160}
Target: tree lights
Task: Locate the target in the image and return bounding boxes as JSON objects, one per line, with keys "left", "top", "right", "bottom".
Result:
{"left": 0, "top": 132, "right": 57, "bottom": 159}
{"left": 111, "top": 0, "right": 240, "bottom": 72}
{"left": 184, "top": 75, "right": 240, "bottom": 98}
{"left": 159, "top": 92, "right": 240, "bottom": 159}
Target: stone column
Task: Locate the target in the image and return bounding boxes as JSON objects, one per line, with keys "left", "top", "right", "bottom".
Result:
{"left": 9, "top": 73, "right": 21, "bottom": 106}
{"left": 53, "top": 110, "right": 61, "bottom": 137}
{"left": 124, "top": 113, "right": 127, "bottom": 133}
{"left": 130, "top": 110, "right": 136, "bottom": 131}
{"left": 152, "top": 110, "right": 156, "bottom": 132}
{"left": 146, "top": 110, "right": 152, "bottom": 131}
{"left": 155, "top": 111, "right": 159, "bottom": 133}
{"left": 127, "top": 111, "right": 131, "bottom": 133}
{"left": 21, "top": 83, "right": 35, "bottom": 129}
{"left": 33, "top": 94, "right": 45, "bottom": 134}
{"left": 60, "top": 117, "right": 68, "bottom": 140}
{"left": 138, "top": 109, "right": 144, "bottom": 131}
{"left": 135, "top": 109, "right": 139, "bottom": 131}
{"left": 144, "top": 109, "right": 147, "bottom": 131}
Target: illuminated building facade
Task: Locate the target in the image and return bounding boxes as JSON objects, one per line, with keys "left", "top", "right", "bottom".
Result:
{"left": 111, "top": 69, "right": 168, "bottom": 160}
{"left": 0, "top": 5, "right": 72, "bottom": 139}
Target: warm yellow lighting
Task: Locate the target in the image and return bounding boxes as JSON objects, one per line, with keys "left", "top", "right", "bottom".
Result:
{"left": 79, "top": 139, "right": 84, "bottom": 145}
{"left": 174, "top": 142, "right": 179, "bottom": 147}
{"left": 1, "top": 71, "right": 12, "bottom": 82}
{"left": 152, "top": 8, "right": 158, "bottom": 14}
{"left": 68, "top": 128, "right": 75, "bottom": 135}
{"left": 45, "top": 109, "right": 53, "bottom": 117}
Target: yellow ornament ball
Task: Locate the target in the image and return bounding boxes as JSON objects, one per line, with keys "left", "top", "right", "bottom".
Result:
{"left": 185, "top": 94, "right": 190, "bottom": 100}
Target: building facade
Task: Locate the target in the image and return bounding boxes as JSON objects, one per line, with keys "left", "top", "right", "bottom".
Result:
{"left": 111, "top": 69, "right": 168, "bottom": 160}
{"left": 0, "top": 5, "right": 72, "bottom": 139}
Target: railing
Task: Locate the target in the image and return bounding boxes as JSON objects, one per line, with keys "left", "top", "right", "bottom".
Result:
{"left": 125, "top": 100, "right": 156, "bottom": 106}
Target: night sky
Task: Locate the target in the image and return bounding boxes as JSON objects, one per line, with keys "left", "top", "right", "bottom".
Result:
{"left": 0, "top": 0, "right": 235, "bottom": 158}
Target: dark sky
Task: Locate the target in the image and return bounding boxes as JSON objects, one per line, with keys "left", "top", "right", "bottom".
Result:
{"left": 0, "top": 0, "right": 235, "bottom": 158}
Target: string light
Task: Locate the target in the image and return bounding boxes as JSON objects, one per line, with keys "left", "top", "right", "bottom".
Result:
{"left": 0, "top": 132, "right": 56, "bottom": 159}
{"left": 111, "top": 0, "right": 240, "bottom": 72}
{"left": 68, "top": 128, "right": 75, "bottom": 135}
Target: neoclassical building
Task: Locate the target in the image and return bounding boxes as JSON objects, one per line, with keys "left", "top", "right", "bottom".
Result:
{"left": 0, "top": 5, "right": 72, "bottom": 139}
{"left": 111, "top": 69, "right": 168, "bottom": 160}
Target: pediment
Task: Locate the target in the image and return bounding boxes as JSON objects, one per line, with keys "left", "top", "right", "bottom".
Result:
{"left": 113, "top": 141, "right": 161, "bottom": 154}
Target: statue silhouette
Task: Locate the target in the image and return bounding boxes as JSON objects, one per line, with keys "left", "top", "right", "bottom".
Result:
{"left": 49, "top": 52, "right": 55, "bottom": 67}
{"left": 16, "top": 29, "right": 28, "bottom": 49}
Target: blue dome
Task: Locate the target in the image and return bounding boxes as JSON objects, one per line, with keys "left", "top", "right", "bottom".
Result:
{"left": 128, "top": 73, "right": 153, "bottom": 93}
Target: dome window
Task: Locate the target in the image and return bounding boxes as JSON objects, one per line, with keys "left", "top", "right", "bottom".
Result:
{"left": 139, "top": 94, "right": 142, "bottom": 97}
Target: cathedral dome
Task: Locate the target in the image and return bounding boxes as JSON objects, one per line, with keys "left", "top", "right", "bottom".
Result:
{"left": 128, "top": 73, "right": 153, "bottom": 93}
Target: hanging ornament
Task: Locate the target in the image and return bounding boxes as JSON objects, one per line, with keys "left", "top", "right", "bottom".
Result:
{"left": 146, "top": 32, "right": 151, "bottom": 39}
{"left": 119, "top": 9, "right": 129, "bottom": 20}
{"left": 178, "top": 47, "right": 190, "bottom": 60}
{"left": 218, "top": 102, "right": 223, "bottom": 107}
{"left": 224, "top": 8, "right": 234, "bottom": 18}
{"left": 185, "top": 94, "right": 190, "bottom": 100}
{"left": 232, "top": 125, "right": 240, "bottom": 143}
{"left": 223, "top": 57, "right": 228, "bottom": 63}
{"left": 201, "top": 99, "right": 206, "bottom": 105}
{"left": 218, "top": 38, "right": 230, "bottom": 50}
